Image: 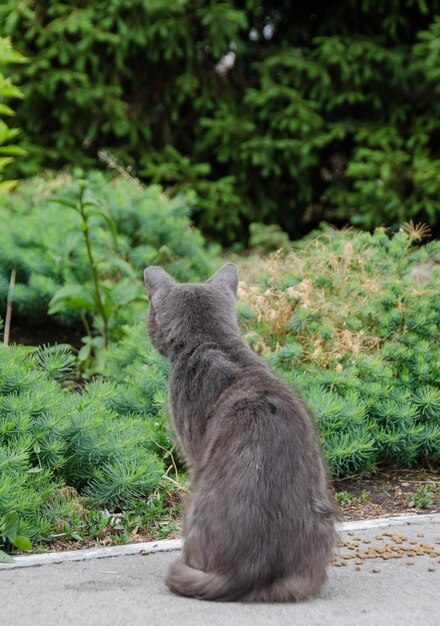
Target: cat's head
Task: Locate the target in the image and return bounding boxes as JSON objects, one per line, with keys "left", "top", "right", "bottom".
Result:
{"left": 143, "top": 264, "right": 239, "bottom": 358}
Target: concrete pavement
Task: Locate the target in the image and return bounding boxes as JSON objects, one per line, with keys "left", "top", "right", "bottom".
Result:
{"left": 1, "top": 514, "right": 439, "bottom": 626}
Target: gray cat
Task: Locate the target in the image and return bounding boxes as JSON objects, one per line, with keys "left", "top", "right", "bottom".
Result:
{"left": 143, "top": 263, "right": 336, "bottom": 602}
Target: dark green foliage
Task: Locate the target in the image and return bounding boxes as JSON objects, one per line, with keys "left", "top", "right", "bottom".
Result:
{"left": 0, "top": 342, "right": 165, "bottom": 549}
{"left": 0, "top": 171, "right": 215, "bottom": 329}
{"left": 0, "top": 36, "right": 26, "bottom": 192}
{"left": 1, "top": 2, "right": 439, "bottom": 240}
{"left": 248, "top": 223, "right": 290, "bottom": 253}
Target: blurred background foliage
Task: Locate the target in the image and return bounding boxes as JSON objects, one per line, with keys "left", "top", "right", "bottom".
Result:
{"left": 0, "top": 36, "right": 27, "bottom": 192}
{"left": 0, "top": 0, "right": 439, "bottom": 243}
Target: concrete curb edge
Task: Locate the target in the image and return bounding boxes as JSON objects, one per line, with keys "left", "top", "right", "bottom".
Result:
{"left": 1, "top": 513, "right": 439, "bottom": 570}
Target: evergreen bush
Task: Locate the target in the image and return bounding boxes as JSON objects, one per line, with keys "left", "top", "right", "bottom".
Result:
{"left": 1, "top": 2, "right": 439, "bottom": 240}
{"left": 0, "top": 342, "right": 166, "bottom": 551}
{"left": 0, "top": 171, "right": 216, "bottom": 330}
{"left": 102, "top": 323, "right": 173, "bottom": 454}
{"left": 238, "top": 226, "right": 440, "bottom": 475}
{"left": 97, "top": 226, "right": 440, "bottom": 478}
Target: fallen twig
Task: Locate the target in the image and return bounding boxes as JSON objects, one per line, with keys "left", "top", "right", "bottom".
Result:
{"left": 4, "top": 268, "right": 16, "bottom": 346}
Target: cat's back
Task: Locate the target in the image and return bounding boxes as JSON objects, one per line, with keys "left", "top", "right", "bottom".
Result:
{"left": 215, "top": 362, "right": 314, "bottom": 434}
{"left": 206, "top": 363, "right": 325, "bottom": 483}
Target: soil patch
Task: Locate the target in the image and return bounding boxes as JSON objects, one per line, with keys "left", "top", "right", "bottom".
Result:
{"left": 333, "top": 469, "right": 440, "bottom": 521}
{"left": 1, "top": 322, "right": 84, "bottom": 349}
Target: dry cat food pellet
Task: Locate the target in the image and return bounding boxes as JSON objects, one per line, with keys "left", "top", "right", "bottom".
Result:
{"left": 347, "top": 531, "right": 354, "bottom": 536}
{"left": 356, "top": 566, "right": 361, "bottom": 572}
{"left": 428, "top": 566, "right": 436, "bottom": 572}
{"left": 332, "top": 536, "right": 440, "bottom": 568}
{"left": 372, "top": 568, "right": 381, "bottom": 574}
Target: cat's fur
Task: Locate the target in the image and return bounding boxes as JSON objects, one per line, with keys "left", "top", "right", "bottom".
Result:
{"left": 143, "top": 263, "right": 336, "bottom": 603}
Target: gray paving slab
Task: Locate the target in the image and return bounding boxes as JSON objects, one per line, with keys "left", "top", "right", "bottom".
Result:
{"left": 1, "top": 517, "right": 439, "bottom": 626}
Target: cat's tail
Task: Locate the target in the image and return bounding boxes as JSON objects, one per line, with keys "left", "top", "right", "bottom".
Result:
{"left": 166, "top": 558, "right": 320, "bottom": 603}
{"left": 165, "top": 559, "right": 242, "bottom": 602}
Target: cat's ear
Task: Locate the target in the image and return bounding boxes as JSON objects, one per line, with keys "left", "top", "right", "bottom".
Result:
{"left": 143, "top": 266, "right": 175, "bottom": 297}
{"left": 206, "top": 263, "right": 238, "bottom": 297}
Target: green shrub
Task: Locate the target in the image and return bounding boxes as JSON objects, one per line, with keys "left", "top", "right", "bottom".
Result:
{"left": 239, "top": 227, "right": 440, "bottom": 476}
{"left": 248, "top": 223, "right": 291, "bottom": 253}
{"left": 80, "top": 226, "right": 440, "bottom": 481}
{"left": 1, "top": 2, "right": 439, "bottom": 240}
{"left": 0, "top": 342, "right": 166, "bottom": 550}
{"left": 102, "top": 323, "right": 174, "bottom": 454}
{"left": 0, "top": 171, "right": 216, "bottom": 330}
